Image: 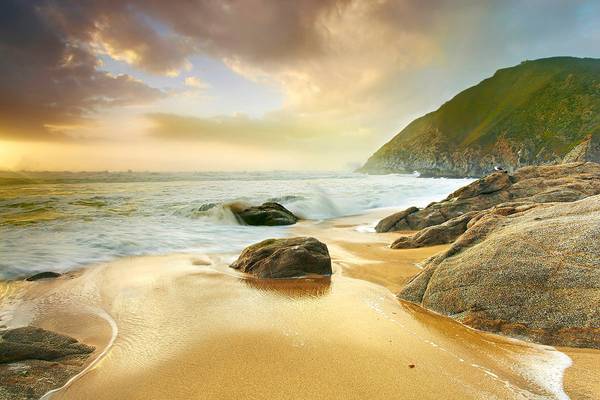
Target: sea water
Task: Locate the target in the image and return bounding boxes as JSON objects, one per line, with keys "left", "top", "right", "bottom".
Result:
{"left": 0, "top": 171, "right": 472, "bottom": 279}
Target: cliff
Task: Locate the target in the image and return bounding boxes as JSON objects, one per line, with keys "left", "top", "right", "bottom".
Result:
{"left": 360, "top": 57, "right": 600, "bottom": 177}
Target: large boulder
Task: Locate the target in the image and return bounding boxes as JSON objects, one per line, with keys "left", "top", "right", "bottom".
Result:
{"left": 0, "top": 327, "right": 95, "bottom": 400}
{"left": 398, "top": 195, "right": 600, "bottom": 349}
{"left": 376, "top": 162, "right": 600, "bottom": 232}
{"left": 230, "top": 237, "right": 332, "bottom": 279}
{"left": 233, "top": 202, "right": 298, "bottom": 226}
{"left": 391, "top": 202, "right": 540, "bottom": 249}
{"left": 390, "top": 211, "right": 480, "bottom": 249}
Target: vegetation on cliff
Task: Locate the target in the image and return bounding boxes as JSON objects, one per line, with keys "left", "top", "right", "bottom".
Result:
{"left": 361, "top": 57, "right": 600, "bottom": 177}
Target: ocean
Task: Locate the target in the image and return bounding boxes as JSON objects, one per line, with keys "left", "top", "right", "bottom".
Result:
{"left": 0, "top": 171, "right": 472, "bottom": 279}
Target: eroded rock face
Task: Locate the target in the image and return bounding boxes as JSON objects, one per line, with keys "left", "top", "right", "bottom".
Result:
{"left": 398, "top": 195, "right": 600, "bottom": 349}
{"left": 390, "top": 211, "right": 480, "bottom": 249}
{"left": 377, "top": 162, "right": 600, "bottom": 233}
{"left": 230, "top": 237, "right": 332, "bottom": 279}
{"left": 0, "top": 326, "right": 95, "bottom": 400}
{"left": 233, "top": 202, "right": 298, "bottom": 226}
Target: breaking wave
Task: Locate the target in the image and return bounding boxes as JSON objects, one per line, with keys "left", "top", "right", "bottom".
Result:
{"left": 0, "top": 171, "right": 473, "bottom": 279}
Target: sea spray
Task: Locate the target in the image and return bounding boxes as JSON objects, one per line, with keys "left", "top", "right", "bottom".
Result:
{"left": 0, "top": 171, "right": 473, "bottom": 279}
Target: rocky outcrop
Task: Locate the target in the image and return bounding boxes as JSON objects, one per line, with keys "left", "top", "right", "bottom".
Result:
{"left": 232, "top": 202, "right": 298, "bottom": 226}
{"left": 375, "top": 207, "right": 419, "bottom": 232}
{"left": 563, "top": 134, "right": 600, "bottom": 163}
{"left": 230, "top": 237, "right": 332, "bottom": 279}
{"left": 377, "top": 162, "right": 600, "bottom": 235}
{"left": 0, "top": 326, "right": 95, "bottom": 400}
{"left": 397, "top": 195, "right": 600, "bottom": 348}
{"left": 390, "top": 211, "right": 480, "bottom": 249}
{"left": 360, "top": 57, "right": 600, "bottom": 177}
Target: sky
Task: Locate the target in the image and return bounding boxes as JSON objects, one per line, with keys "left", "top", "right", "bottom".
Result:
{"left": 1, "top": 0, "right": 599, "bottom": 171}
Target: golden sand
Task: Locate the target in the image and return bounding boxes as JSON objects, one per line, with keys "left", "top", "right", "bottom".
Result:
{"left": 1, "top": 210, "right": 598, "bottom": 399}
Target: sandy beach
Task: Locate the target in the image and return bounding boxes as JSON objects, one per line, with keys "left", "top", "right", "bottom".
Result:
{"left": 3, "top": 3, "right": 600, "bottom": 399}
{"left": 2, "top": 209, "right": 599, "bottom": 399}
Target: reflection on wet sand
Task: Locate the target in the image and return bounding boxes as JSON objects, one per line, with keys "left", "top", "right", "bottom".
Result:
{"left": 0, "top": 210, "right": 597, "bottom": 399}
{"left": 240, "top": 276, "right": 331, "bottom": 298}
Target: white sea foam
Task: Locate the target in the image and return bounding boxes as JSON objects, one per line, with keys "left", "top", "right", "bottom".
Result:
{"left": 0, "top": 171, "right": 472, "bottom": 279}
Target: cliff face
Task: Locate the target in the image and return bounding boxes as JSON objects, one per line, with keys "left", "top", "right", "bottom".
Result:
{"left": 360, "top": 57, "right": 600, "bottom": 177}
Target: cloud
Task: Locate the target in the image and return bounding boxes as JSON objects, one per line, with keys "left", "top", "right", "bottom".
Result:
{"left": 184, "top": 76, "right": 208, "bottom": 90}
{"left": 129, "top": 0, "right": 597, "bottom": 141}
{"left": 0, "top": 0, "right": 163, "bottom": 141}
{"left": 146, "top": 111, "right": 372, "bottom": 151}
{"left": 1, "top": 0, "right": 598, "bottom": 155}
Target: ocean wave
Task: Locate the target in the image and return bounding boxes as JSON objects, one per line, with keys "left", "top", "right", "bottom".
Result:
{"left": 0, "top": 172, "right": 474, "bottom": 279}
{"left": 0, "top": 199, "right": 55, "bottom": 210}
{"left": 71, "top": 199, "right": 109, "bottom": 207}
{"left": 1, "top": 211, "right": 65, "bottom": 226}
{"left": 266, "top": 195, "right": 306, "bottom": 203}
{"left": 174, "top": 201, "right": 246, "bottom": 225}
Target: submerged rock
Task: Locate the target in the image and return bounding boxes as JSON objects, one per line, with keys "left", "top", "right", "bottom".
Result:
{"left": 377, "top": 162, "right": 600, "bottom": 233}
{"left": 25, "top": 271, "right": 62, "bottom": 281}
{"left": 0, "top": 326, "right": 95, "bottom": 400}
{"left": 233, "top": 202, "right": 298, "bottom": 226}
{"left": 398, "top": 195, "right": 600, "bottom": 349}
{"left": 230, "top": 237, "right": 332, "bottom": 279}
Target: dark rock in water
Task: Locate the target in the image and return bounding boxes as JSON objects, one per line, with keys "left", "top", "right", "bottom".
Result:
{"left": 233, "top": 202, "right": 298, "bottom": 226}
{"left": 377, "top": 162, "right": 600, "bottom": 233}
{"left": 0, "top": 326, "right": 95, "bottom": 400}
{"left": 25, "top": 271, "right": 62, "bottom": 281}
{"left": 230, "top": 237, "right": 332, "bottom": 279}
{"left": 398, "top": 195, "right": 600, "bottom": 349}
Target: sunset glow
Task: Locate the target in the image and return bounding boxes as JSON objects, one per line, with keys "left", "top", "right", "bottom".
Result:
{"left": 2, "top": 0, "right": 600, "bottom": 171}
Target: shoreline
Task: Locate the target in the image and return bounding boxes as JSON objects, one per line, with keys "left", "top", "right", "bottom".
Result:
{"left": 1, "top": 208, "right": 599, "bottom": 399}
{"left": 39, "top": 307, "right": 119, "bottom": 400}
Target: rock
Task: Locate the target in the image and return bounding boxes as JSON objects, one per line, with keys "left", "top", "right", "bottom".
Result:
{"left": 0, "top": 326, "right": 94, "bottom": 364}
{"left": 230, "top": 237, "right": 332, "bottom": 279}
{"left": 25, "top": 272, "right": 61, "bottom": 281}
{"left": 391, "top": 211, "right": 480, "bottom": 249}
{"left": 451, "top": 171, "right": 511, "bottom": 200}
{"left": 233, "top": 202, "right": 298, "bottom": 226}
{"left": 391, "top": 203, "right": 541, "bottom": 249}
{"left": 0, "top": 327, "right": 95, "bottom": 400}
{"left": 397, "top": 195, "right": 600, "bottom": 349}
{"left": 563, "top": 134, "right": 600, "bottom": 163}
{"left": 375, "top": 207, "right": 419, "bottom": 232}
{"left": 376, "top": 162, "right": 600, "bottom": 232}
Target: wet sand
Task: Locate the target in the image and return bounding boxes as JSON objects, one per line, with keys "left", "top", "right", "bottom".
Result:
{"left": 1, "top": 210, "right": 599, "bottom": 399}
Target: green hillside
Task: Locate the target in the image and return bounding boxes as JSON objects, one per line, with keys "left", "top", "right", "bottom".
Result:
{"left": 361, "top": 57, "right": 600, "bottom": 177}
